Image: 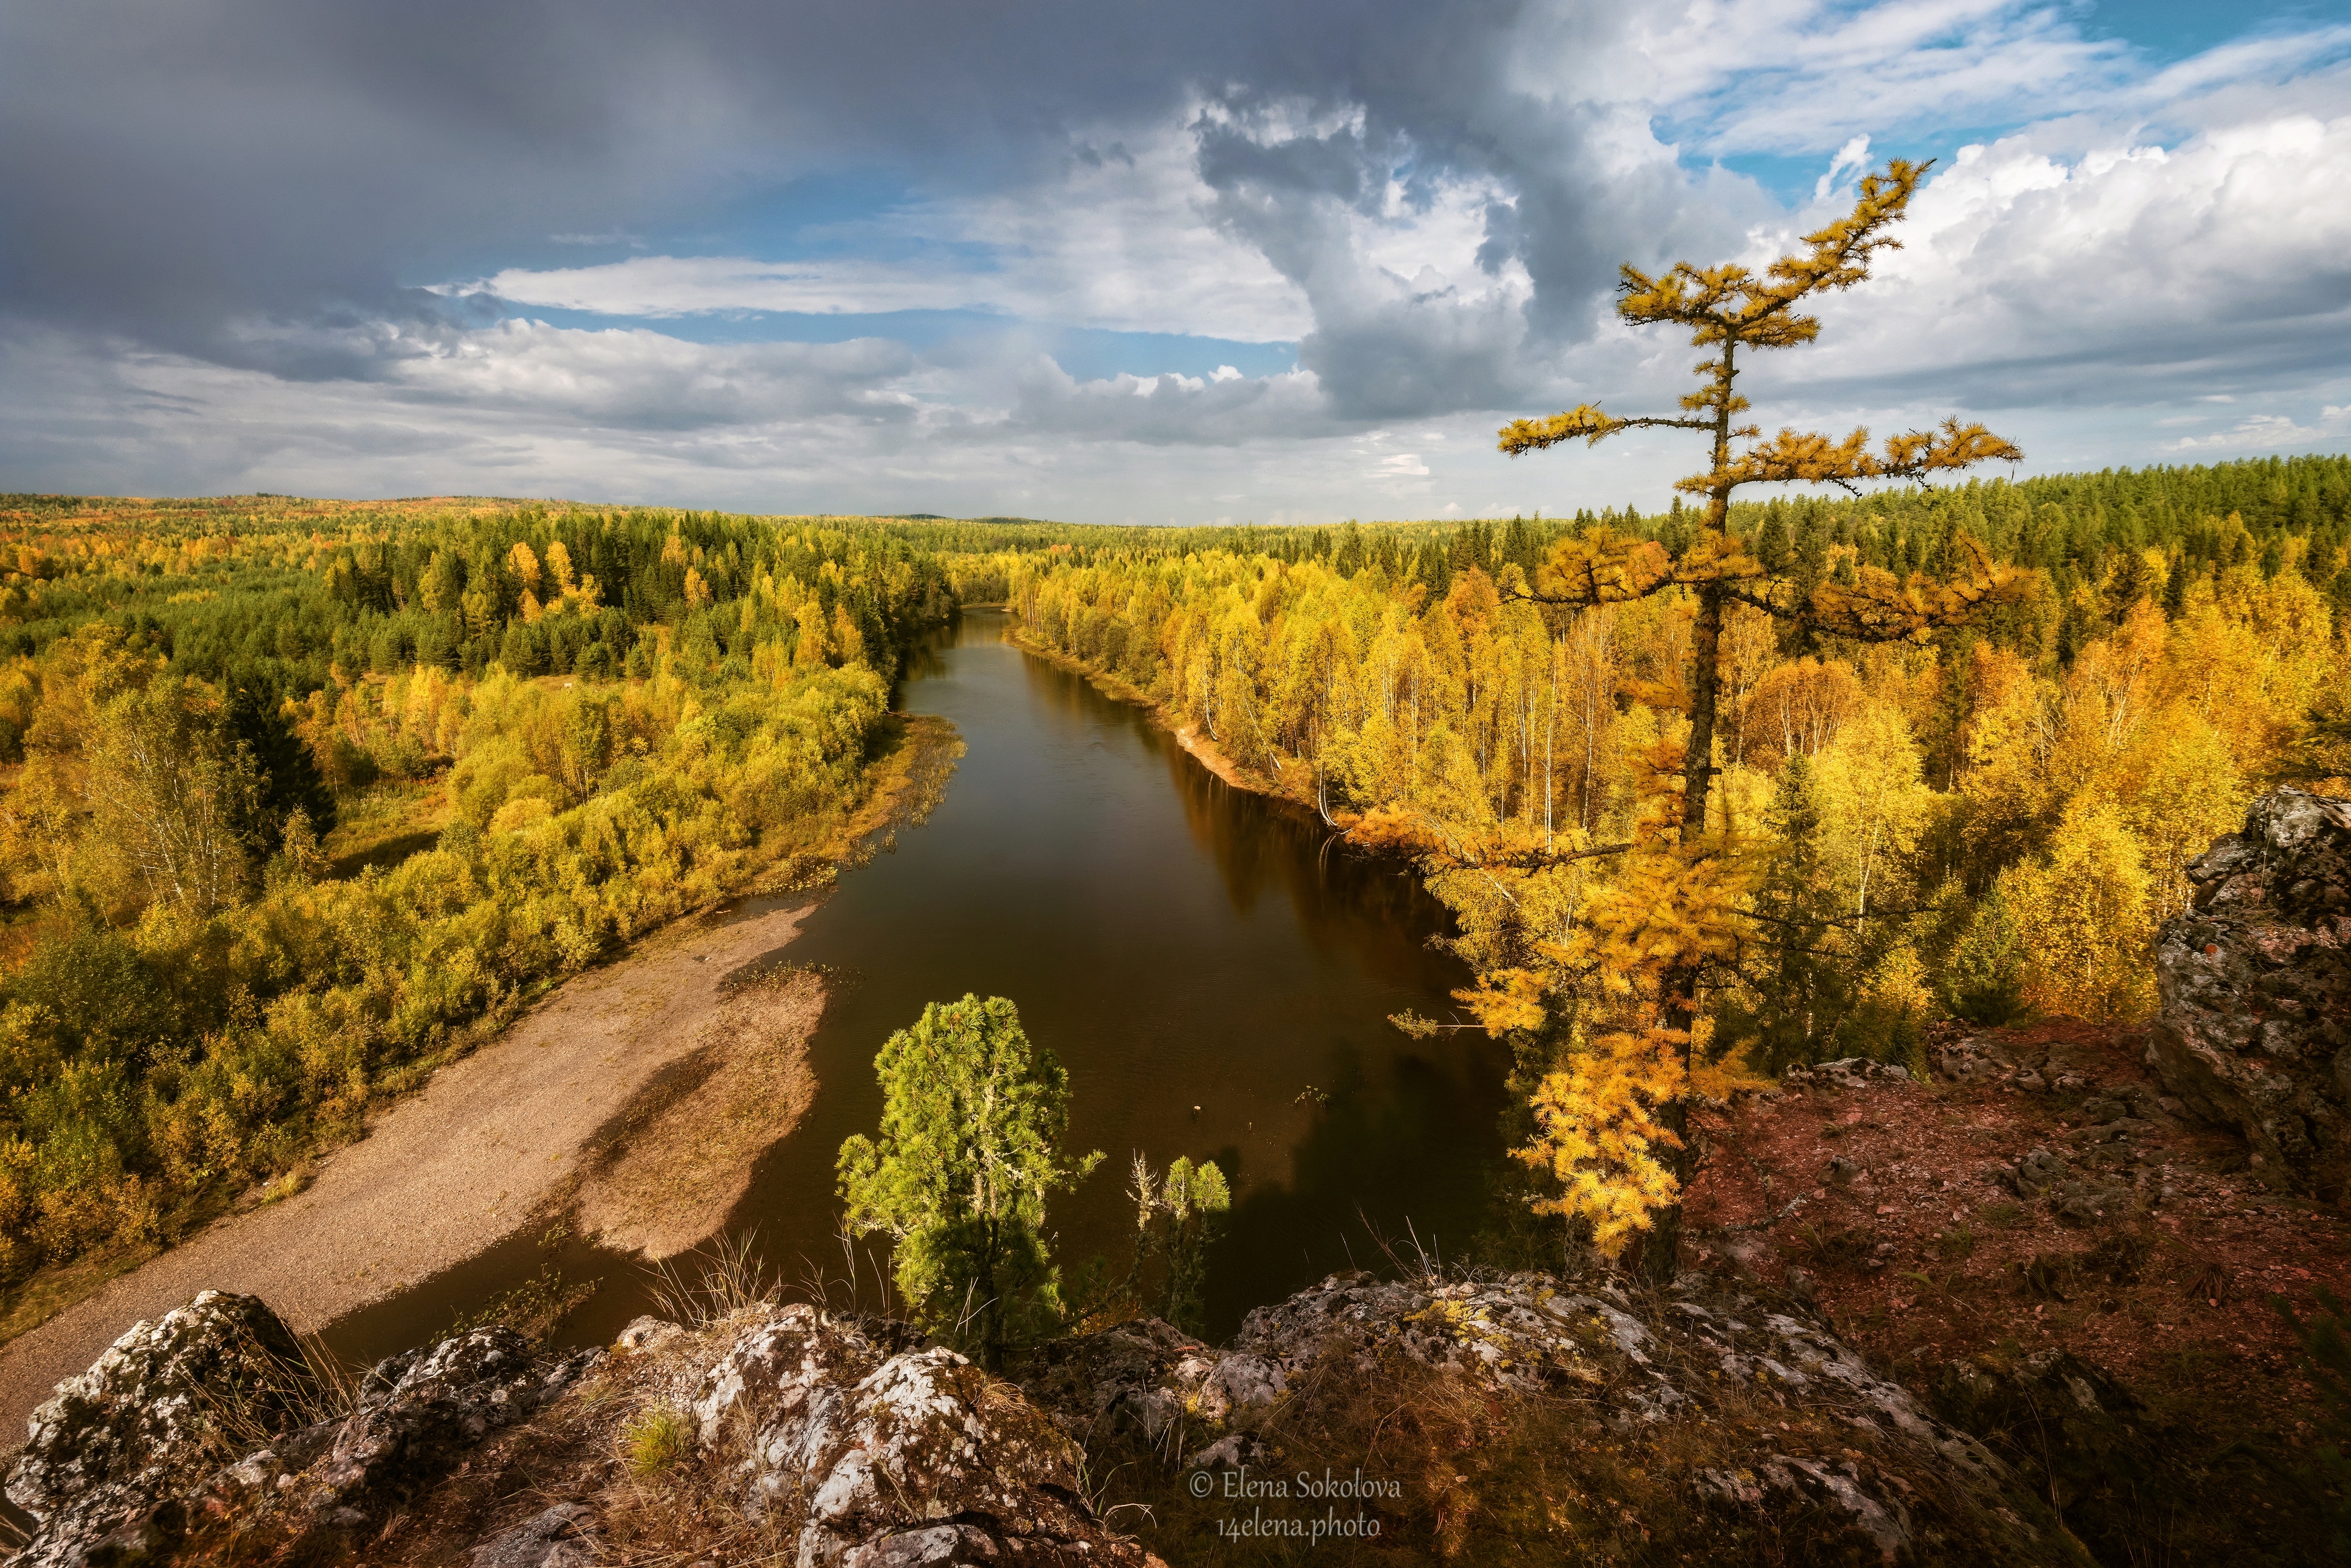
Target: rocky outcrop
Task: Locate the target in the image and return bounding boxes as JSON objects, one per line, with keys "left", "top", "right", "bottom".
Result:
{"left": 2149, "top": 786, "right": 2351, "bottom": 1191}
{"left": 218, "top": 1325, "right": 592, "bottom": 1549}
{"left": 468, "top": 1502, "right": 601, "bottom": 1567}
{"left": 1024, "top": 1269, "right": 2045, "bottom": 1563}
{"left": 1932, "top": 1350, "right": 2162, "bottom": 1565}
{"left": 685, "top": 1302, "right": 1155, "bottom": 1567}
{"left": 1780, "top": 1058, "right": 1914, "bottom": 1091}
{"left": 14, "top": 1271, "right": 2088, "bottom": 1566}
{"left": 7, "top": 1297, "right": 1155, "bottom": 1568}
{"left": 4, "top": 1291, "right": 314, "bottom": 1568}
{"left": 4, "top": 1298, "right": 590, "bottom": 1567}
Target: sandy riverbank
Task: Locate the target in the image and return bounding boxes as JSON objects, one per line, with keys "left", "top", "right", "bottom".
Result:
{"left": 0, "top": 901, "right": 818, "bottom": 1442}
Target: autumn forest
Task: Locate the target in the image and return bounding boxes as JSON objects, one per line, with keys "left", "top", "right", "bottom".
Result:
{"left": 0, "top": 452, "right": 2338, "bottom": 1314}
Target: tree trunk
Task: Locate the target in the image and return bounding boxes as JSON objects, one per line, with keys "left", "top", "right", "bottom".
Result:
{"left": 1681, "top": 582, "right": 1724, "bottom": 837}
{"left": 977, "top": 1217, "right": 1003, "bottom": 1371}
{"left": 1643, "top": 580, "right": 1727, "bottom": 1287}
{"left": 1639, "top": 1095, "right": 1693, "bottom": 1286}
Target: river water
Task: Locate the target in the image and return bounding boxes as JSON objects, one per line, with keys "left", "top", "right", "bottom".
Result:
{"left": 328, "top": 610, "right": 1507, "bottom": 1360}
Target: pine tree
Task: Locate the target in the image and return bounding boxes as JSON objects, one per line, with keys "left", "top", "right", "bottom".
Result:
{"left": 837, "top": 995, "right": 1101, "bottom": 1366}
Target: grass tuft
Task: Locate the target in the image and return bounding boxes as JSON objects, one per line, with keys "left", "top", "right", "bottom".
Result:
{"left": 622, "top": 1405, "right": 693, "bottom": 1478}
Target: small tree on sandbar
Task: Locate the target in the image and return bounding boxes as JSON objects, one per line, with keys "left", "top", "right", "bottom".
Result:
{"left": 1493, "top": 160, "right": 2024, "bottom": 1283}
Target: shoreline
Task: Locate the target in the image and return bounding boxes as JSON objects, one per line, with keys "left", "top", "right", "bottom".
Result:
{"left": 0, "top": 901, "right": 822, "bottom": 1442}
{"left": 0, "top": 710, "right": 965, "bottom": 1444}
{"left": 1003, "top": 623, "right": 1305, "bottom": 806}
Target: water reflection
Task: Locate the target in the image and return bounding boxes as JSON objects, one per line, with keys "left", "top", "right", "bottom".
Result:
{"left": 327, "top": 610, "right": 1505, "bottom": 1358}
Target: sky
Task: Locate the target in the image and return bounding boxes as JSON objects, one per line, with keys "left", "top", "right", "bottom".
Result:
{"left": 1, "top": 0, "right": 2347, "bottom": 524}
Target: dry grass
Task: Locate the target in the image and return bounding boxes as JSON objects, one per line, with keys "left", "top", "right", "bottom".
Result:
{"left": 189, "top": 1325, "right": 363, "bottom": 1466}
{"left": 328, "top": 1309, "right": 811, "bottom": 1567}
{"left": 648, "top": 1231, "right": 784, "bottom": 1330}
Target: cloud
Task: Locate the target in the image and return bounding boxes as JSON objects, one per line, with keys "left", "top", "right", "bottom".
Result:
{"left": 1814, "top": 135, "right": 1871, "bottom": 201}
{"left": 1741, "top": 101, "right": 2351, "bottom": 416}
{"left": 1632, "top": 0, "right": 2139, "bottom": 153}
{"left": 459, "top": 126, "right": 1315, "bottom": 342}
{"left": 2168, "top": 405, "right": 2351, "bottom": 453}
{"left": 3, "top": 0, "right": 2348, "bottom": 518}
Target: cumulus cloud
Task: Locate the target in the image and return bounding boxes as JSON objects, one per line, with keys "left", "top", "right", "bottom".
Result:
{"left": 2, "top": 0, "right": 2348, "bottom": 517}
{"left": 1743, "top": 101, "right": 2351, "bottom": 414}
{"left": 2168, "top": 405, "right": 2351, "bottom": 454}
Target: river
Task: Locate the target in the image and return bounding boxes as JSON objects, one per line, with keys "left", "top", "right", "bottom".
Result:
{"left": 327, "top": 608, "right": 1509, "bottom": 1359}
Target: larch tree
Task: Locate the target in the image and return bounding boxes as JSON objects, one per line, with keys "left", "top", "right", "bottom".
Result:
{"left": 1492, "top": 160, "right": 2025, "bottom": 1282}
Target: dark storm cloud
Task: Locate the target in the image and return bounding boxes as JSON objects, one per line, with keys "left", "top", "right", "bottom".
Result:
{"left": 10, "top": 0, "right": 2348, "bottom": 510}
{"left": 0, "top": 0, "right": 1595, "bottom": 353}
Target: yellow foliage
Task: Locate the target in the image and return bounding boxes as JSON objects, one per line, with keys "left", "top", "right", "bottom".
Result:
{"left": 1507, "top": 832, "right": 1765, "bottom": 1253}
{"left": 2006, "top": 796, "right": 2157, "bottom": 1023}
{"left": 1517, "top": 1029, "right": 1688, "bottom": 1258}
{"left": 1809, "top": 701, "right": 1932, "bottom": 917}
{"left": 1452, "top": 968, "right": 1548, "bottom": 1035}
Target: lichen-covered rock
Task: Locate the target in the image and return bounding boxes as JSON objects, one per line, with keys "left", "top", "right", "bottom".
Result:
{"left": 1935, "top": 1034, "right": 2015, "bottom": 1083}
{"left": 2006, "top": 1146, "right": 2074, "bottom": 1197}
{"left": 468, "top": 1501, "right": 601, "bottom": 1567}
{"left": 3, "top": 1300, "right": 588, "bottom": 1568}
{"left": 255, "top": 1326, "right": 569, "bottom": 1536}
{"left": 1032, "top": 1269, "right": 2028, "bottom": 1561}
{"left": 686, "top": 1305, "right": 1158, "bottom": 1567}
{"left": 2151, "top": 786, "right": 2351, "bottom": 1191}
{"left": 1781, "top": 1058, "right": 1913, "bottom": 1091}
{"left": 1694, "top": 1452, "right": 1910, "bottom": 1560}
{"left": 613, "top": 1316, "right": 687, "bottom": 1355}
{"left": 4, "top": 1290, "right": 314, "bottom": 1568}
{"left": 1009, "top": 1315, "right": 1209, "bottom": 1446}
{"left": 1932, "top": 1350, "right": 2159, "bottom": 1564}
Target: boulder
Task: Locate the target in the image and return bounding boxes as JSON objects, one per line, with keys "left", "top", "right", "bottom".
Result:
{"left": 1932, "top": 1350, "right": 2158, "bottom": 1563}
{"left": 250, "top": 1326, "right": 582, "bottom": 1538}
{"left": 688, "top": 1305, "right": 1158, "bottom": 1567}
{"left": 469, "top": 1502, "right": 601, "bottom": 1568}
{"left": 11, "top": 1293, "right": 1148, "bottom": 1568}
{"left": 3, "top": 1301, "right": 588, "bottom": 1567}
{"left": 1781, "top": 1058, "right": 1913, "bottom": 1091}
{"left": 2006, "top": 1146, "right": 2074, "bottom": 1198}
{"left": 3, "top": 1290, "right": 314, "bottom": 1568}
{"left": 1016, "top": 1315, "right": 1209, "bottom": 1443}
{"left": 2149, "top": 786, "right": 2351, "bottom": 1191}
{"left": 1030, "top": 1269, "right": 2034, "bottom": 1562}
{"left": 1693, "top": 1452, "right": 1908, "bottom": 1561}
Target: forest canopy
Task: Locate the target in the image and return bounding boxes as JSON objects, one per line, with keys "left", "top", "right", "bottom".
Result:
{"left": 1005, "top": 452, "right": 2351, "bottom": 1262}
{"left": 0, "top": 496, "right": 955, "bottom": 1303}
{"left": 0, "top": 455, "right": 2344, "bottom": 1305}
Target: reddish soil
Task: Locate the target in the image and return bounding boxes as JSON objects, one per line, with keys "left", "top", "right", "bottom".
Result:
{"left": 1685, "top": 1019, "right": 2347, "bottom": 1457}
